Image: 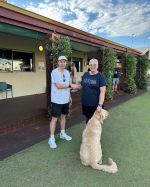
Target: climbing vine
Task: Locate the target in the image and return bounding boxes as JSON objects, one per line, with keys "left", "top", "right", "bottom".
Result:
{"left": 124, "top": 54, "right": 137, "bottom": 94}
{"left": 102, "top": 47, "right": 116, "bottom": 100}
{"left": 137, "top": 55, "right": 149, "bottom": 89}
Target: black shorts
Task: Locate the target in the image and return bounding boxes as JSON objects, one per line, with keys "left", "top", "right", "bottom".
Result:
{"left": 82, "top": 103, "right": 105, "bottom": 119}
{"left": 51, "top": 102, "right": 69, "bottom": 118}
{"left": 82, "top": 105, "right": 97, "bottom": 119}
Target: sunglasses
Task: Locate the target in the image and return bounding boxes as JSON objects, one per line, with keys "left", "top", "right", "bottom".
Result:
{"left": 63, "top": 74, "right": 66, "bottom": 82}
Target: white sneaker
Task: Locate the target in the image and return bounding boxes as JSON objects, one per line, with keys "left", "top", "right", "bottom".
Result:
{"left": 48, "top": 138, "right": 57, "bottom": 149}
{"left": 60, "top": 132, "right": 72, "bottom": 141}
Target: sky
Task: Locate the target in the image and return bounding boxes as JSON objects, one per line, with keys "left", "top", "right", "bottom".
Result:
{"left": 7, "top": 0, "right": 150, "bottom": 49}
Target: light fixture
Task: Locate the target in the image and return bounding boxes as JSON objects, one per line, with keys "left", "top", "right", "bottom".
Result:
{"left": 38, "top": 45, "right": 43, "bottom": 52}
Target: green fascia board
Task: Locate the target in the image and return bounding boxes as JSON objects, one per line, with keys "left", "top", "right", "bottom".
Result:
{"left": 71, "top": 40, "right": 100, "bottom": 52}
{"left": 0, "top": 23, "right": 45, "bottom": 40}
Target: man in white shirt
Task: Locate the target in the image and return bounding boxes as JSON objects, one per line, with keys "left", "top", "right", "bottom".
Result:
{"left": 48, "top": 56, "right": 75, "bottom": 149}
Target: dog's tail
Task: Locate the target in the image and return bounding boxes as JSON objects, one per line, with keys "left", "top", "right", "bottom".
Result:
{"left": 99, "top": 158, "right": 118, "bottom": 174}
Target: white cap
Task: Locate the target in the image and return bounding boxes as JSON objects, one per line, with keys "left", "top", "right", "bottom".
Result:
{"left": 58, "top": 56, "right": 67, "bottom": 61}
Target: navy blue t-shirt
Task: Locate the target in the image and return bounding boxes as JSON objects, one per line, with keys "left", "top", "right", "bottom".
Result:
{"left": 81, "top": 72, "right": 106, "bottom": 106}
{"left": 113, "top": 68, "right": 119, "bottom": 78}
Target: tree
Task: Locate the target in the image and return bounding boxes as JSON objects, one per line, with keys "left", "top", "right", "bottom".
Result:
{"left": 46, "top": 34, "right": 72, "bottom": 67}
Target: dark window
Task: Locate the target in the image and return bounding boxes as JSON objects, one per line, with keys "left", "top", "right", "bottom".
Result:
{"left": 0, "top": 48, "right": 34, "bottom": 72}
{"left": 72, "top": 57, "right": 83, "bottom": 72}
{"left": 0, "top": 49, "right": 12, "bottom": 72}
{"left": 13, "top": 51, "right": 34, "bottom": 72}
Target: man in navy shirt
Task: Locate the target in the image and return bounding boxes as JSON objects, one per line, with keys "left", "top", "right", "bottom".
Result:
{"left": 112, "top": 67, "right": 119, "bottom": 93}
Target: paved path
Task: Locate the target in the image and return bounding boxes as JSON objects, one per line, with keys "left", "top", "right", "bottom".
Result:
{"left": 0, "top": 90, "right": 146, "bottom": 160}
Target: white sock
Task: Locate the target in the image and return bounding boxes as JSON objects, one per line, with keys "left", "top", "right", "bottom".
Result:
{"left": 50, "top": 135, "right": 55, "bottom": 139}
{"left": 61, "top": 130, "right": 65, "bottom": 135}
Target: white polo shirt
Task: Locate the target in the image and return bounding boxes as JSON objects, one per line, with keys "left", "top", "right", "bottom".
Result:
{"left": 51, "top": 68, "right": 71, "bottom": 104}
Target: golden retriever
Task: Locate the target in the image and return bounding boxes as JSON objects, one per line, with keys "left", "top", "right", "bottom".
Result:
{"left": 80, "top": 109, "right": 118, "bottom": 173}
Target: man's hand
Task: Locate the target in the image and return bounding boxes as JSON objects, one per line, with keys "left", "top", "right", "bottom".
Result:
{"left": 70, "top": 84, "right": 81, "bottom": 90}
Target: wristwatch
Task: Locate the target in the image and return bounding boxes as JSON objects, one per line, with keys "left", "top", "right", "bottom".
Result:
{"left": 98, "top": 103, "right": 103, "bottom": 108}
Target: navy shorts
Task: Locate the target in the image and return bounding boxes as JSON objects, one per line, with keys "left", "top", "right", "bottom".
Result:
{"left": 51, "top": 102, "right": 69, "bottom": 118}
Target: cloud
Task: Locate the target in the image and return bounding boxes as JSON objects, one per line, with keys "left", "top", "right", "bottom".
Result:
{"left": 25, "top": 0, "right": 150, "bottom": 37}
{"left": 26, "top": 1, "right": 66, "bottom": 22}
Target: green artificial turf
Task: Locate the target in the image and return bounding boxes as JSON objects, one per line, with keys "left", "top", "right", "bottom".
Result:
{"left": 0, "top": 92, "right": 150, "bottom": 187}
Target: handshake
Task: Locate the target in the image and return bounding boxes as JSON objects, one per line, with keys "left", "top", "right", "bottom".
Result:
{"left": 70, "top": 83, "right": 81, "bottom": 90}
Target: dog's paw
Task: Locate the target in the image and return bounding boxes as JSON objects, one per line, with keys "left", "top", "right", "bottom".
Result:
{"left": 108, "top": 158, "right": 113, "bottom": 165}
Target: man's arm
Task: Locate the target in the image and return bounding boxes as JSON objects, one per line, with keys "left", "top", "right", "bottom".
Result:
{"left": 55, "top": 83, "right": 82, "bottom": 89}
{"left": 52, "top": 71, "right": 70, "bottom": 89}
{"left": 55, "top": 83, "right": 70, "bottom": 89}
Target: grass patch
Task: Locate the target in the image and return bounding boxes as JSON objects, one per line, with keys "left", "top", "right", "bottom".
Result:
{"left": 0, "top": 92, "right": 150, "bottom": 187}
